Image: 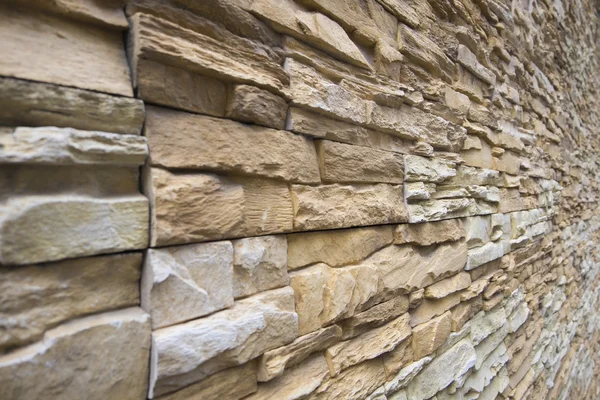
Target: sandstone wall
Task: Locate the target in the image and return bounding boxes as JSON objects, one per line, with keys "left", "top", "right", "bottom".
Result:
{"left": 1, "top": 0, "right": 600, "bottom": 399}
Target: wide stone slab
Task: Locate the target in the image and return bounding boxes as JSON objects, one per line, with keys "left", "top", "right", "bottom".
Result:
{"left": 0, "top": 253, "right": 141, "bottom": 351}
{"left": 316, "top": 140, "right": 404, "bottom": 184}
{"left": 0, "top": 127, "right": 148, "bottom": 166}
{"left": 0, "top": 77, "right": 144, "bottom": 135}
{"left": 0, "top": 308, "right": 151, "bottom": 400}
{"left": 287, "top": 225, "right": 393, "bottom": 269}
{"left": 0, "top": 5, "right": 132, "bottom": 96}
{"left": 142, "top": 241, "right": 234, "bottom": 329}
{"left": 150, "top": 287, "right": 298, "bottom": 398}
{"left": 0, "top": 194, "right": 148, "bottom": 265}
{"left": 145, "top": 106, "right": 319, "bottom": 184}
{"left": 145, "top": 168, "right": 293, "bottom": 247}
{"left": 291, "top": 183, "right": 408, "bottom": 231}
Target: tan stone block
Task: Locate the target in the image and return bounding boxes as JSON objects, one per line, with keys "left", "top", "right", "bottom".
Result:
{"left": 291, "top": 183, "right": 408, "bottom": 231}
{"left": 0, "top": 253, "right": 141, "bottom": 351}
{"left": 394, "top": 219, "right": 465, "bottom": 246}
{"left": 142, "top": 242, "right": 234, "bottom": 329}
{"left": 317, "top": 140, "right": 404, "bottom": 184}
{"left": 145, "top": 168, "right": 293, "bottom": 246}
{"left": 145, "top": 106, "right": 319, "bottom": 183}
{"left": 310, "top": 357, "right": 387, "bottom": 400}
{"left": 129, "top": 13, "right": 288, "bottom": 94}
{"left": 366, "top": 240, "right": 467, "bottom": 295}
{"left": 226, "top": 84, "right": 287, "bottom": 129}
{"left": 0, "top": 308, "right": 151, "bottom": 400}
{"left": 382, "top": 338, "right": 414, "bottom": 376}
{"left": 457, "top": 45, "right": 496, "bottom": 85}
{"left": 136, "top": 59, "right": 226, "bottom": 117}
{"left": 338, "top": 295, "right": 410, "bottom": 339}
{"left": 424, "top": 272, "right": 472, "bottom": 299}
{"left": 0, "top": 127, "right": 148, "bottom": 166}
{"left": 0, "top": 5, "right": 132, "bottom": 96}
{"left": 287, "top": 225, "right": 393, "bottom": 270}
{"left": 412, "top": 311, "right": 452, "bottom": 359}
{"left": 410, "top": 291, "right": 463, "bottom": 327}
{"left": 375, "top": 0, "right": 420, "bottom": 28}
{"left": 0, "top": 77, "right": 144, "bottom": 135}
{"left": 258, "top": 325, "right": 342, "bottom": 382}
{"left": 17, "top": 0, "right": 129, "bottom": 29}
{"left": 233, "top": 235, "right": 288, "bottom": 298}
{"left": 248, "top": 354, "right": 329, "bottom": 400}
{"left": 325, "top": 314, "right": 411, "bottom": 376}
{"left": 403, "top": 154, "right": 456, "bottom": 183}
{"left": 156, "top": 363, "right": 257, "bottom": 400}
{"left": 0, "top": 194, "right": 148, "bottom": 265}
{"left": 150, "top": 287, "right": 298, "bottom": 398}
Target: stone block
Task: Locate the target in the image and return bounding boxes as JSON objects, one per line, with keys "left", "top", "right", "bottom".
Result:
{"left": 0, "top": 308, "right": 151, "bottom": 400}
{"left": 226, "top": 84, "right": 287, "bottom": 129}
{"left": 412, "top": 312, "right": 452, "bottom": 359}
{"left": 394, "top": 219, "right": 465, "bottom": 246}
{"left": 233, "top": 235, "right": 288, "bottom": 298}
{"left": 145, "top": 106, "right": 319, "bottom": 184}
{"left": 142, "top": 241, "right": 234, "bottom": 329}
{"left": 403, "top": 154, "right": 456, "bottom": 183}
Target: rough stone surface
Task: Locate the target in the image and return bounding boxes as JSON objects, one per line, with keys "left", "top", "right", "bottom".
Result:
{"left": 411, "top": 311, "right": 452, "bottom": 359}
{"left": 142, "top": 241, "right": 234, "bottom": 329}
{"left": 394, "top": 219, "right": 465, "bottom": 246}
{"left": 226, "top": 84, "right": 288, "bottom": 129}
{"left": 287, "top": 225, "right": 393, "bottom": 269}
{"left": 291, "top": 183, "right": 408, "bottom": 230}
{"left": 0, "top": 308, "right": 151, "bottom": 400}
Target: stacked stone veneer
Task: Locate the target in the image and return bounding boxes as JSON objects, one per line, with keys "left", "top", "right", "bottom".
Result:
{"left": 1, "top": 0, "right": 600, "bottom": 399}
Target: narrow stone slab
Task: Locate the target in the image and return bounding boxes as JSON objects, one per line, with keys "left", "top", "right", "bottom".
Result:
{"left": 394, "top": 219, "right": 465, "bottom": 246}
{"left": 150, "top": 287, "right": 298, "bottom": 398}
{"left": 0, "top": 5, "right": 133, "bottom": 96}
{"left": 291, "top": 183, "right": 408, "bottom": 231}
{"left": 287, "top": 225, "right": 393, "bottom": 270}
{"left": 145, "top": 168, "right": 293, "bottom": 247}
{"left": 0, "top": 194, "right": 149, "bottom": 265}
{"left": 0, "top": 77, "right": 144, "bottom": 135}
{"left": 0, "top": 127, "right": 148, "bottom": 166}
{"left": 0, "top": 308, "right": 151, "bottom": 400}
{"left": 145, "top": 106, "right": 319, "bottom": 184}
{"left": 317, "top": 140, "right": 404, "bottom": 184}
{"left": 0, "top": 253, "right": 141, "bottom": 351}
{"left": 142, "top": 242, "right": 234, "bottom": 329}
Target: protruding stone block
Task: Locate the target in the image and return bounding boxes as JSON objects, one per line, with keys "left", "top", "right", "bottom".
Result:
{"left": 226, "top": 84, "right": 288, "bottom": 129}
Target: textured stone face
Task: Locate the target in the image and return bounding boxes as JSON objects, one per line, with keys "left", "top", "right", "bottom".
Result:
{"left": 0, "top": 308, "right": 151, "bottom": 400}
{"left": 142, "top": 241, "right": 234, "bottom": 329}
{"left": 226, "top": 84, "right": 288, "bottom": 129}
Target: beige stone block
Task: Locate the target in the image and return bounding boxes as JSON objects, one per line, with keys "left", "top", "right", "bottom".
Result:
{"left": 0, "top": 253, "right": 141, "bottom": 351}
{"left": 412, "top": 312, "right": 452, "bottom": 359}
{"left": 233, "top": 235, "right": 288, "bottom": 298}
{"left": 136, "top": 59, "right": 227, "bottom": 117}
{"left": 317, "top": 140, "right": 404, "bottom": 184}
{"left": 0, "top": 194, "right": 148, "bottom": 265}
{"left": 257, "top": 325, "right": 342, "bottom": 382}
{"left": 0, "top": 308, "right": 151, "bottom": 400}
{"left": 287, "top": 225, "right": 393, "bottom": 270}
{"left": 366, "top": 240, "right": 467, "bottom": 295}
{"left": 150, "top": 287, "right": 298, "bottom": 398}
{"left": 457, "top": 45, "right": 496, "bottom": 85}
{"left": 250, "top": 0, "right": 369, "bottom": 68}
{"left": 156, "top": 363, "right": 257, "bottom": 400}
{"left": 129, "top": 13, "right": 288, "bottom": 94}
{"left": 410, "top": 291, "right": 463, "bottom": 327}
{"left": 226, "top": 84, "right": 287, "bottom": 129}
{"left": 17, "top": 0, "right": 129, "bottom": 29}
{"left": 394, "top": 219, "right": 465, "bottom": 246}
{"left": 376, "top": 0, "right": 420, "bottom": 28}
{"left": 0, "top": 77, "right": 144, "bottom": 135}
{"left": 248, "top": 354, "right": 329, "bottom": 400}
{"left": 403, "top": 154, "right": 456, "bottom": 183}
{"left": 145, "top": 106, "right": 319, "bottom": 184}
{"left": 0, "top": 5, "right": 132, "bottom": 96}
{"left": 450, "top": 296, "right": 483, "bottom": 331}
{"left": 325, "top": 314, "right": 411, "bottom": 375}
{"left": 142, "top": 242, "right": 234, "bottom": 329}
{"left": 425, "top": 272, "right": 472, "bottom": 299}
{"left": 464, "top": 215, "right": 492, "bottom": 248}
{"left": 145, "top": 168, "right": 293, "bottom": 247}
{"left": 310, "top": 357, "right": 387, "bottom": 400}
{"left": 338, "top": 295, "right": 410, "bottom": 339}
{"left": 0, "top": 127, "right": 148, "bottom": 166}
{"left": 291, "top": 183, "right": 408, "bottom": 231}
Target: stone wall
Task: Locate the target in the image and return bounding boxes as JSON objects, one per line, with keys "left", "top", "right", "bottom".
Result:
{"left": 1, "top": 0, "right": 599, "bottom": 399}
